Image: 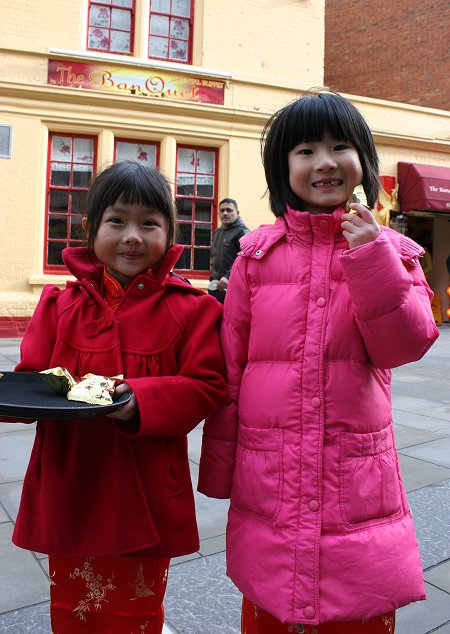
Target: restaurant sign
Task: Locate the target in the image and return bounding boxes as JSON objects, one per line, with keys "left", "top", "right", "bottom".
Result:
{"left": 48, "top": 59, "right": 225, "bottom": 105}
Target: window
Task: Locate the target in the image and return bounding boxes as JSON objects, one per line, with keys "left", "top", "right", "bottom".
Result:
{"left": 149, "top": 0, "right": 194, "bottom": 64}
{"left": 0, "top": 125, "right": 13, "bottom": 159}
{"left": 175, "top": 146, "right": 217, "bottom": 276}
{"left": 45, "top": 134, "right": 96, "bottom": 272}
{"left": 87, "top": 0, "right": 134, "bottom": 55}
{"left": 115, "top": 139, "right": 159, "bottom": 167}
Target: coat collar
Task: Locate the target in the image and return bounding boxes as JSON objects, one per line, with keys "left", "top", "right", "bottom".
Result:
{"left": 239, "top": 206, "right": 347, "bottom": 259}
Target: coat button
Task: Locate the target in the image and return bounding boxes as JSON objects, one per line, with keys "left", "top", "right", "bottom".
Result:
{"left": 309, "top": 499, "right": 320, "bottom": 512}
{"left": 137, "top": 282, "right": 145, "bottom": 289}
{"left": 317, "top": 296, "right": 326, "bottom": 307}
{"left": 304, "top": 605, "right": 315, "bottom": 619}
{"left": 311, "top": 397, "right": 321, "bottom": 408}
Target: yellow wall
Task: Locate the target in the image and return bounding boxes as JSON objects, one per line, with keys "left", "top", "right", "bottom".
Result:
{"left": 0, "top": 0, "right": 449, "bottom": 323}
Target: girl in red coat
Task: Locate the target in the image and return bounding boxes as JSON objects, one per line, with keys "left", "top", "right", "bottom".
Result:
{"left": 11, "top": 161, "right": 227, "bottom": 633}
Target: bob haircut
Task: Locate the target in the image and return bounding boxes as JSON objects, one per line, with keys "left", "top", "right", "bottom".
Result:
{"left": 84, "top": 160, "right": 177, "bottom": 255}
{"left": 261, "top": 89, "right": 380, "bottom": 216}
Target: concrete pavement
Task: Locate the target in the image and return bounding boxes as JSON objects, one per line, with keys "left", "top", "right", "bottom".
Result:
{"left": 0, "top": 329, "right": 449, "bottom": 633}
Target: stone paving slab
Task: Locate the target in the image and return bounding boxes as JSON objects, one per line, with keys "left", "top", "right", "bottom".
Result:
{"left": 393, "top": 422, "right": 446, "bottom": 450}
{"left": 393, "top": 409, "right": 450, "bottom": 434}
{"left": 0, "top": 524, "right": 49, "bottom": 613}
{"left": 0, "top": 429, "right": 36, "bottom": 484}
{"left": 398, "top": 454, "right": 450, "bottom": 492}
{"left": 396, "top": 583, "right": 450, "bottom": 634}
{"left": 400, "top": 437, "right": 450, "bottom": 469}
{"left": 408, "top": 479, "right": 450, "bottom": 569}
{"left": 425, "top": 560, "right": 450, "bottom": 594}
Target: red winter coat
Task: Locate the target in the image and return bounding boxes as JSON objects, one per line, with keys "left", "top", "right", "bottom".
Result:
{"left": 12, "top": 245, "right": 226, "bottom": 557}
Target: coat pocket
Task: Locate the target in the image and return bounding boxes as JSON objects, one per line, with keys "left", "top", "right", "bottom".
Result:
{"left": 339, "top": 426, "right": 403, "bottom": 528}
{"left": 231, "top": 426, "right": 283, "bottom": 521}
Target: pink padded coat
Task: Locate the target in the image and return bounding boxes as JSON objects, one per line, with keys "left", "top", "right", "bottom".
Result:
{"left": 198, "top": 206, "right": 439, "bottom": 626}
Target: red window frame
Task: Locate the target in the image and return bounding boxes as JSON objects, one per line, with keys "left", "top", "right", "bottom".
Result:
{"left": 148, "top": 0, "right": 194, "bottom": 64}
{"left": 87, "top": 0, "right": 135, "bottom": 56}
{"left": 114, "top": 138, "right": 160, "bottom": 167}
{"left": 44, "top": 133, "right": 97, "bottom": 274}
{"left": 174, "top": 145, "right": 218, "bottom": 278}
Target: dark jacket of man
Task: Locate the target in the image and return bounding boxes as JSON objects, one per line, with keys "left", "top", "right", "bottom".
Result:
{"left": 210, "top": 216, "right": 250, "bottom": 282}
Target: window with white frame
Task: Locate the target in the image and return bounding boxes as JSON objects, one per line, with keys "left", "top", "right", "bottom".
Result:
{"left": 87, "top": 0, "right": 135, "bottom": 55}
{"left": 149, "top": 0, "right": 194, "bottom": 63}
{"left": 175, "top": 146, "right": 217, "bottom": 275}
{"left": 115, "top": 139, "right": 159, "bottom": 167}
{"left": 45, "top": 133, "right": 96, "bottom": 272}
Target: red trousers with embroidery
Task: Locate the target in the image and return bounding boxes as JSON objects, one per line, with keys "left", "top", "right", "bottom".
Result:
{"left": 49, "top": 555, "right": 170, "bottom": 634}
{"left": 242, "top": 598, "right": 396, "bottom": 633}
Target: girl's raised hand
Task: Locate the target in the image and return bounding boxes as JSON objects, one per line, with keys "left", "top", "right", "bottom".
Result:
{"left": 107, "top": 382, "right": 138, "bottom": 421}
{"left": 341, "top": 205, "right": 381, "bottom": 249}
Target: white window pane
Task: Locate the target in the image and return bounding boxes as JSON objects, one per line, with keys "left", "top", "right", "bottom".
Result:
{"left": 94, "top": 0, "right": 111, "bottom": 5}
{"left": 90, "top": 4, "right": 111, "bottom": 27}
{"left": 178, "top": 149, "right": 196, "bottom": 173}
{"left": 172, "top": 0, "right": 190, "bottom": 17}
{"left": 197, "top": 151, "right": 215, "bottom": 173}
{"left": 111, "top": 29, "right": 131, "bottom": 52}
{"left": 151, "top": 0, "right": 170, "bottom": 12}
{"left": 116, "top": 142, "right": 157, "bottom": 167}
{"left": 111, "top": 7, "right": 131, "bottom": 30}
{"left": 115, "top": 0, "right": 133, "bottom": 6}
{"left": 52, "top": 136, "right": 72, "bottom": 161}
{"left": 149, "top": 36, "right": 168, "bottom": 58}
{"left": 73, "top": 138, "right": 94, "bottom": 163}
{"left": 169, "top": 38, "right": 188, "bottom": 61}
{"left": 150, "top": 14, "right": 169, "bottom": 36}
{"left": 170, "top": 17, "right": 188, "bottom": 39}
{"left": 89, "top": 27, "right": 110, "bottom": 50}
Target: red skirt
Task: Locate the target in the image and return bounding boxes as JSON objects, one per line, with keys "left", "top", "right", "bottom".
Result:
{"left": 242, "top": 598, "right": 396, "bottom": 633}
{"left": 49, "top": 555, "right": 170, "bottom": 634}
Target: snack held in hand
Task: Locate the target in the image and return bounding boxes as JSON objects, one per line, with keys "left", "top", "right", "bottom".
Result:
{"left": 67, "top": 374, "right": 119, "bottom": 405}
{"left": 346, "top": 184, "right": 368, "bottom": 214}
{"left": 40, "top": 367, "right": 122, "bottom": 405}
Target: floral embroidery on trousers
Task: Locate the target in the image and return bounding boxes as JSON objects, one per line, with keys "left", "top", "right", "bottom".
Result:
{"left": 49, "top": 554, "right": 170, "bottom": 634}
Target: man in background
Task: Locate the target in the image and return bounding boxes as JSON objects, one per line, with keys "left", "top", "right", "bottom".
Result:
{"left": 208, "top": 198, "right": 250, "bottom": 303}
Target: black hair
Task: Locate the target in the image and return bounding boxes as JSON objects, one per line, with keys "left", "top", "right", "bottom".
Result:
{"left": 261, "top": 89, "right": 380, "bottom": 215}
{"left": 219, "top": 197, "right": 238, "bottom": 209}
{"left": 84, "top": 160, "right": 177, "bottom": 255}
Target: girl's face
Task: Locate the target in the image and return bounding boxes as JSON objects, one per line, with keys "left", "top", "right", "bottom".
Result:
{"left": 86, "top": 201, "right": 169, "bottom": 286}
{"left": 287, "top": 135, "right": 363, "bottom": 214}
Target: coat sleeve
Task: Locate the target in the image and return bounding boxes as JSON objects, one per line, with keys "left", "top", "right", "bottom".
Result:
{"left": 340, "top": 231, "right": 439, "bottom": 369}
{"left": 197, "top": 259, "right": 251, "bottom": 499}
{"left": 124, "top": 293, "right": 227, "bottom": 437}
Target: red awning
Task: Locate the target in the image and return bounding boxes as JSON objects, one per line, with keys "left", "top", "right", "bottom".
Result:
{"left": 398, "top": 162, "right": 450, "bottom": 212}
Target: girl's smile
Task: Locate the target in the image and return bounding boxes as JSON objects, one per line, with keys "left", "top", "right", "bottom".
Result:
{"left": 287, "top": 135, "right": 363, "bottom": 214}
{"left": 84, "top": 201, "right": 169, "bottom": 286}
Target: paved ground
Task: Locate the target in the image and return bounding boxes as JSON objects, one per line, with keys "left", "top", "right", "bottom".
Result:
{"left": 0, "top": 329, "right": 449, "bottom": 633}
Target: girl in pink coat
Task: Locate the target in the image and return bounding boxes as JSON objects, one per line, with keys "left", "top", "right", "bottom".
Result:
{"left": 198, "top": 90, "right": 439, "bottom": 633}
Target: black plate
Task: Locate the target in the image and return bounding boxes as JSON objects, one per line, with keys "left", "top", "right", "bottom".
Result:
{"left": 0, "top": 371, "right": 131, "bottom": 420}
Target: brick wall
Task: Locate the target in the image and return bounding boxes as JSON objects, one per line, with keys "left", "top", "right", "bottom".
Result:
{"left": 324, "top": 0, "right": 449, "bottom": 111}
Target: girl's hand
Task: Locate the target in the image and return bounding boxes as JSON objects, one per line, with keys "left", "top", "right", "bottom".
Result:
{"left": 107, "top": 382, "right": 138, "bottom": 421}
{"left": 341, "top": 205, "right": 381, "bottom": 249}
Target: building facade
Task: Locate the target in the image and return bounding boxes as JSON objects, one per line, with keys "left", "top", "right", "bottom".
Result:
{"left": 1, "top": 0, "right": 449, "bottom": 335}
